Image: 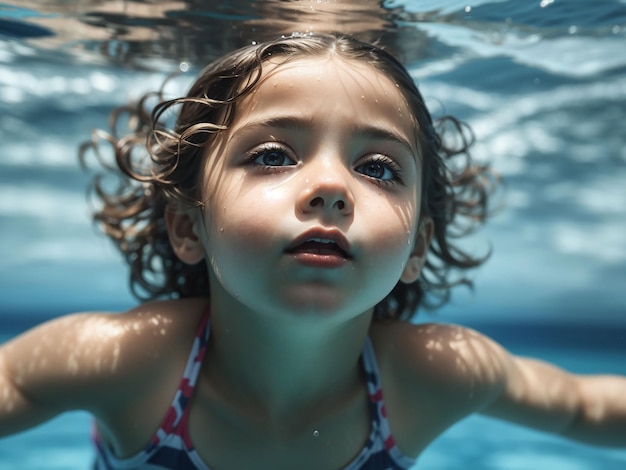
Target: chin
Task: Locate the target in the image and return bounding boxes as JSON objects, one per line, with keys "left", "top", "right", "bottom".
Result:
{"left": 279, "top": 292, "right": 375, "bottom": 322}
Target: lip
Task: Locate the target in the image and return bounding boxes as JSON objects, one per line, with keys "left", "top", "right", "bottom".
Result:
{"left": 285, "top": 228, "right": 352, "bottom": 268}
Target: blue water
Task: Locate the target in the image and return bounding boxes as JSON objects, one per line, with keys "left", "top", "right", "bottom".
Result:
{"left": 1, "top": 0, "right": 626, "bottom": 468}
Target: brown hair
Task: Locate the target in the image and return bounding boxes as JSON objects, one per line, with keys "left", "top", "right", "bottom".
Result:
{"left": 80, "top": 33, "right": 497, "bottom": 321}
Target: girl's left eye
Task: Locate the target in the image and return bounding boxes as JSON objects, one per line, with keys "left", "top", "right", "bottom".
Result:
{"left": 248, "top": 145, "right": 296, "bottom": 167}
{"left": 355, "top": 156, "right": 402, "bottom": 183}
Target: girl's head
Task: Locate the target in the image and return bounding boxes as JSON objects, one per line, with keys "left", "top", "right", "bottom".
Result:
{"left": 83, "top": 33, "right": 495, "bottom": 320}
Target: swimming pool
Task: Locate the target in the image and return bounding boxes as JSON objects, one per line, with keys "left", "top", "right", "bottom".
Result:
{"left": 1, "top": 0, "right": 626, "bottom": 468}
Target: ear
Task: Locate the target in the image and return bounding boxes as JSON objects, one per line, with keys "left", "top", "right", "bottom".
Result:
{"left": 400, "top": 216, "right": 434, "bottom": 284}
{"left": 164, "top": 204, "right": 206, "bottom": 265}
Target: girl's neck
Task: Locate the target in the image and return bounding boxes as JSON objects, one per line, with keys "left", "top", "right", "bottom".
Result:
{"left": 203, "top": 289, "right": 373, "bottom": 431}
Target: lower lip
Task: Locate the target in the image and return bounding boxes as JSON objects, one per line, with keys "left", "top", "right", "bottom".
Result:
{"left": 289, "top": 252, "right": 350, "bottom": 269}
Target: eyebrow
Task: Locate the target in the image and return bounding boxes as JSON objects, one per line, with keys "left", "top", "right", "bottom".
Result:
{"left": 233, "top": 116, "right": 416, "bottom": 156}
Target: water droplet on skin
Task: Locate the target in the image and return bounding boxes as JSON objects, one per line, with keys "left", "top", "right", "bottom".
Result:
{"left": 313, "top": 430, "right": 320, "bottom": 437}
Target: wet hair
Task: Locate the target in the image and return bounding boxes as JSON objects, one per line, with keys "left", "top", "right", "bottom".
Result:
{"left": 80, "top": 32, "right": 497, "bottom": 321}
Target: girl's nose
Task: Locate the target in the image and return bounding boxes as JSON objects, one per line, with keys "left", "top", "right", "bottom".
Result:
{"left": 297, "top": 171, "right": 355, "bottom": 218}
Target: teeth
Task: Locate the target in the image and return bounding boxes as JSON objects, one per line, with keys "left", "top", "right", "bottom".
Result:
{"left": 307, "top": 238, "right": 335, "bottom": 244}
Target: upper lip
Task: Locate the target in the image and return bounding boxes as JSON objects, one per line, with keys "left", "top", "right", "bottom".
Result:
{"left": 286, "top": 228, "right": 352, "bottom": 258}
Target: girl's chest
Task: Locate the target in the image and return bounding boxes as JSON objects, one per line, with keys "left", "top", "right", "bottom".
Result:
{"left": 187, "top": 381, "right": 373, "bottom": 469}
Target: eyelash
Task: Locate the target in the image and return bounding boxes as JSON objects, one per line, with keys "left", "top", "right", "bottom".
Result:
{"left": 356, "top": 154, "right": 404, "bottom": 186}
{"left": 245, "top": 143, "right": 404, "bottom": 186}
{"left": 245, "top": 143, "right": 295, "bottom": 168}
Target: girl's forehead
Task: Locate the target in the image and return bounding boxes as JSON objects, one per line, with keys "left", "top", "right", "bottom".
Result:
{"left": 238, "top": 55, "right": 416, "bottom": 130}
{"left": 258, "top": 55, "right": 406, "bottom": 99}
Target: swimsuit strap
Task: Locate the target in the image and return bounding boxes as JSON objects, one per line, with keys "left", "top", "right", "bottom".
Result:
{"left": 345, "top": 336, "right": 416, "bottom": 469}
{"left": 361, "top": 336, "right": 395, "bottom": 447}
{"left": 146, "top": 311, "right": 211, "bottom": 453}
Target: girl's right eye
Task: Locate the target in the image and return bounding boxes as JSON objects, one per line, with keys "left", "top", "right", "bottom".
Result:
{"left": 246, "top": 144, "right": 296, "bottom": 167}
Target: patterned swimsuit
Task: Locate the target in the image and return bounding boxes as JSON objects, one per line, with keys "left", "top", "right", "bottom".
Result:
{"left": 93, "top": 313, "right": 416, "bottom": 469}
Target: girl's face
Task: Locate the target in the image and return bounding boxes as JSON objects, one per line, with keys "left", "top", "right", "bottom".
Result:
{"left": 195, "top": 55, "right": 425, "bottom": 320}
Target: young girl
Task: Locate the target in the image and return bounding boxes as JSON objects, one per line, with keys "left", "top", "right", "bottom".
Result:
{"left": 1, "top": 33, "right": 625, "bottom": 469}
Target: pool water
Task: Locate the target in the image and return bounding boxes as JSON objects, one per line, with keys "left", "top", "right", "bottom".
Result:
{"left": 1, "top": 0, "right": 626, "bottom": 468}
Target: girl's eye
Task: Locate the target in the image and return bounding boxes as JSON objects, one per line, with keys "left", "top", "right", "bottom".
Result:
{"left": 248, "top": 145, "right": 296, "bottom": 167}
{"left": 355, "top": 156, "right": 402, "bottom": 184}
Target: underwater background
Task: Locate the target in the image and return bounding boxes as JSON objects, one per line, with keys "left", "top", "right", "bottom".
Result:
{"left": 1, "top": 1, "right": 625, "bottom": 338}
{"left": 1, "top": 0, "right": 626, "bottom": 468}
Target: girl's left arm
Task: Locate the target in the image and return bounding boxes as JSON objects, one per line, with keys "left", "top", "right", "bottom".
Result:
{"left": 481, "top": 353, "right": 626, "bottom": 447}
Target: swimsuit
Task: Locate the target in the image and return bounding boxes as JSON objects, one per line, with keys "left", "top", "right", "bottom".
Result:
{"left": 93, "top": 313, "right": 417, "bottom": 469}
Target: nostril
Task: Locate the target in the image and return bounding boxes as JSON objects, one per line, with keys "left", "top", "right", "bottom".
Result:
{"left": 309, "top": 196, "right": 324, "bottom": 208}
{"left": 335, "top": 200, "right": 345, "bottom": 210}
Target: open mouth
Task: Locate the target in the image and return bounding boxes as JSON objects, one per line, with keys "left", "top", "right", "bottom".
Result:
{"left": 285, "top": 231, "right": 353, "bottom": 268}
{"left": 286, "top": 238, "right": 350, "bottom": 259}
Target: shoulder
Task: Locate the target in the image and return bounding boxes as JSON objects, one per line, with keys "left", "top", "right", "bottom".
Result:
{"left": 78, "top": 297, "right": 209, "bottom": 389}
{"left": 91, "top": 297, "right": 210, "bottom": 366}
{"left": 371, "top": 321, "right": 509, "bottom": 384}
{"left": 2, "top": 297, "right": 209, "bottom": 414}
{"left": 369, "top": 321, "right": 510, "bottom": 454}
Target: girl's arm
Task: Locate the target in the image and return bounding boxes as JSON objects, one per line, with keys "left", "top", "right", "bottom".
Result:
{"left": 0, "top": 313, "right": 124, "bottom": 436}
{"left": 0, "top": 307, "right": 187, "bottom": 438}
{"left": 482, "top": 354, "right": 626, "bottom": 446}
{"left": 378, "top": 322, "right": 626, "bottom": 452}
{"left": 0, "top": 348, "right": 59, "bottom": 436}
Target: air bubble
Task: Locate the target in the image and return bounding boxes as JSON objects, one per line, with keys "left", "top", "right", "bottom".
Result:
{"left": 464, "top": 5, "right": 471, "bottom": 13}
{"left": 313, "top": 430, "right": 320, "bottom": 437}
{"left": 179, "top": 62, "right": 189, "bottom": 72}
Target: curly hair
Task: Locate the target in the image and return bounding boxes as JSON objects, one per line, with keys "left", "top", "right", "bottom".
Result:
{"left": 80, "top": 33, "right": 497, "bottom": 321}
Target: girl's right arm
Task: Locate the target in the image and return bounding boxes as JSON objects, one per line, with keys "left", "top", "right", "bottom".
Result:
{"left": 0, "top": 299, "right": 206, "bottom": 440}
{"left": 0, "top": 305, "right": 194, "bottom": 438}
{"left": 0, "top": 313, "right": 125, "bottom": 436}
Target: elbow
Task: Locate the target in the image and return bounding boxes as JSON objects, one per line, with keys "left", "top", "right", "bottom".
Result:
{"left": 560, "top": 376, "right": 626, "bottom": 447}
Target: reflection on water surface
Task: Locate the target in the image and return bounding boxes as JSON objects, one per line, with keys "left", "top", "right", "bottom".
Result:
{"left": 2, "top": 1, "right": 432, "bottom": 67}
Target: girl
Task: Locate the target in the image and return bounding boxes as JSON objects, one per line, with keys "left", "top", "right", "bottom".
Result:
{"left": 1, "top": 33, "right": 625, "bottom": 469}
